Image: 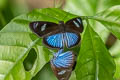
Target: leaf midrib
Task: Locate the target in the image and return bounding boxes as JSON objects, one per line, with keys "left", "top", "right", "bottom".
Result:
{"left": 88, "top": 26, "right": 99, "bottom": 80}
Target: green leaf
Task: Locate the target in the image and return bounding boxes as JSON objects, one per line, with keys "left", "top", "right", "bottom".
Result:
{"left": 89, "top": 5, "right": 120, "bottom": 40}
{"left": 75, "top": 22, "right": 115, "bottom": 80}
{"left": 0, "top": 8, "right": 78, "bottom": 80}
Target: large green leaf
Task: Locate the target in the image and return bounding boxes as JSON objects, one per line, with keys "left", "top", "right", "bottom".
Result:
{"left": 75, "top": 23, "right": 115, "bottom": 80}
{"left": 0, "top": 8, "right": 78, "bottom": 80}
{"left": 89, "top": 5, "right": 120, "bottom": 40}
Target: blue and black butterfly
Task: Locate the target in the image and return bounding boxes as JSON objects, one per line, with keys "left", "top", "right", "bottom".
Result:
{"left": 29, "top": 17, "right": 83, "bottom": 49}
{"left": 50, "top": 49, "right": 76, "bottom": 80}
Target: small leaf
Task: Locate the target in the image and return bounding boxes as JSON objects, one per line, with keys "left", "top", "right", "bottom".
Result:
{"left": 75, "top": 22, "right": 115, "bottom": 80}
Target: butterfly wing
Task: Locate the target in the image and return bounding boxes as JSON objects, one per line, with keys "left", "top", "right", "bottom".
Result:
{"left": 63, "top": 17, "right": 83, "bottom": 48}
{"left": 52, "top": 51, "right": 75, "bottom": 68}
{"left": 65, "top": 17, "right": 84, "bottom": 33}
{"left": 43, "top": 32, "right": 80, "bottom": 49}
{"left": 64, "top": 32, "right": 80, "bottom": 48}
{"left": 50, "top": 64, "right": 73, "bottom": 80}
{"left": 43, "top": 33, "right": 64, "bottom": 49}
{"left": 29, "top": 21, "right": 58, "bottom": 37}
{"left": 50, "top": 50, "right": 75, "bottom": 80}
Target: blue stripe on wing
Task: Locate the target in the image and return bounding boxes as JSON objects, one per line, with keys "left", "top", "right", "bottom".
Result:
{"left": 52, "top": 50, "right": 74, "bottom": 68}
{"left": 64, "top": 32, "right": 79, "bottom": 48}
{"left": 46, "top": 33, "right": 63, "bottom": 48}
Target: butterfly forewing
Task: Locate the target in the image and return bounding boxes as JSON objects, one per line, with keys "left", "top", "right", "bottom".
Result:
{"left": 65, "top": 17, "right": 84, "bottom": 33}
{"left": 29, "top": 21, "right": 59, "bottom": 37}
{"left": 50, "top": 49, "right": 75, "bottom": 80}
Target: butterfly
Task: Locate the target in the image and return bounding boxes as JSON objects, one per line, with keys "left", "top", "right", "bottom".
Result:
{"left": 50, "top": 49, "right": 76, "bottom": 80}
{"left": 29, "top": 17, "right": 83, "bottom": 49}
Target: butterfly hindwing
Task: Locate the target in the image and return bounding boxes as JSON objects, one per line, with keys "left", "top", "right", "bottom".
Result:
{"left": 50, "top": 49, "right": 75, "bottom": 80}
{"left": 66, "top": 17, "right": 84, "bottom": 33}
{"left": 29, "top": 21, "right": 58, "bottom": 37}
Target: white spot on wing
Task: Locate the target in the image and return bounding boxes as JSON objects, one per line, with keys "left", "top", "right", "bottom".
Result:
{"left": 41, "top": 24, "right": 47, "bottom": 31}
{"left": 33, "top": 23, "right": 39, "bottom": 29}
{"left": 73, "top": 20, "right": 80, "bottom": 28}
{"left": 58, "top": 70, "right": 66, "bottom": 75}
{"left": 77, "top": 18, "right": 82, "bottom": 24}
{"left": 61, "top": 78, "right": 65, "bottom": 80}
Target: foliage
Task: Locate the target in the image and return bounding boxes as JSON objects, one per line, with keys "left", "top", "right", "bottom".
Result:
{"left": 0, "top": 0, "right": 120, "bottom": 80}
{"left": 75, "top": 22, "right": 115, "bottom": 80}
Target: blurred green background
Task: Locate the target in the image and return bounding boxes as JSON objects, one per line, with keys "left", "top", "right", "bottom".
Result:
{"left": 0, "top": 0, "right": 120, "bottom": 80}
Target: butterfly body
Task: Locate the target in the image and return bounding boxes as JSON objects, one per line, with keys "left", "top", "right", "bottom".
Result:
{"left": 50, "top": 49, "right": 76, "bottom": 80}
{"left": 29, "top": 17, "right": 83, "bottom": 49}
